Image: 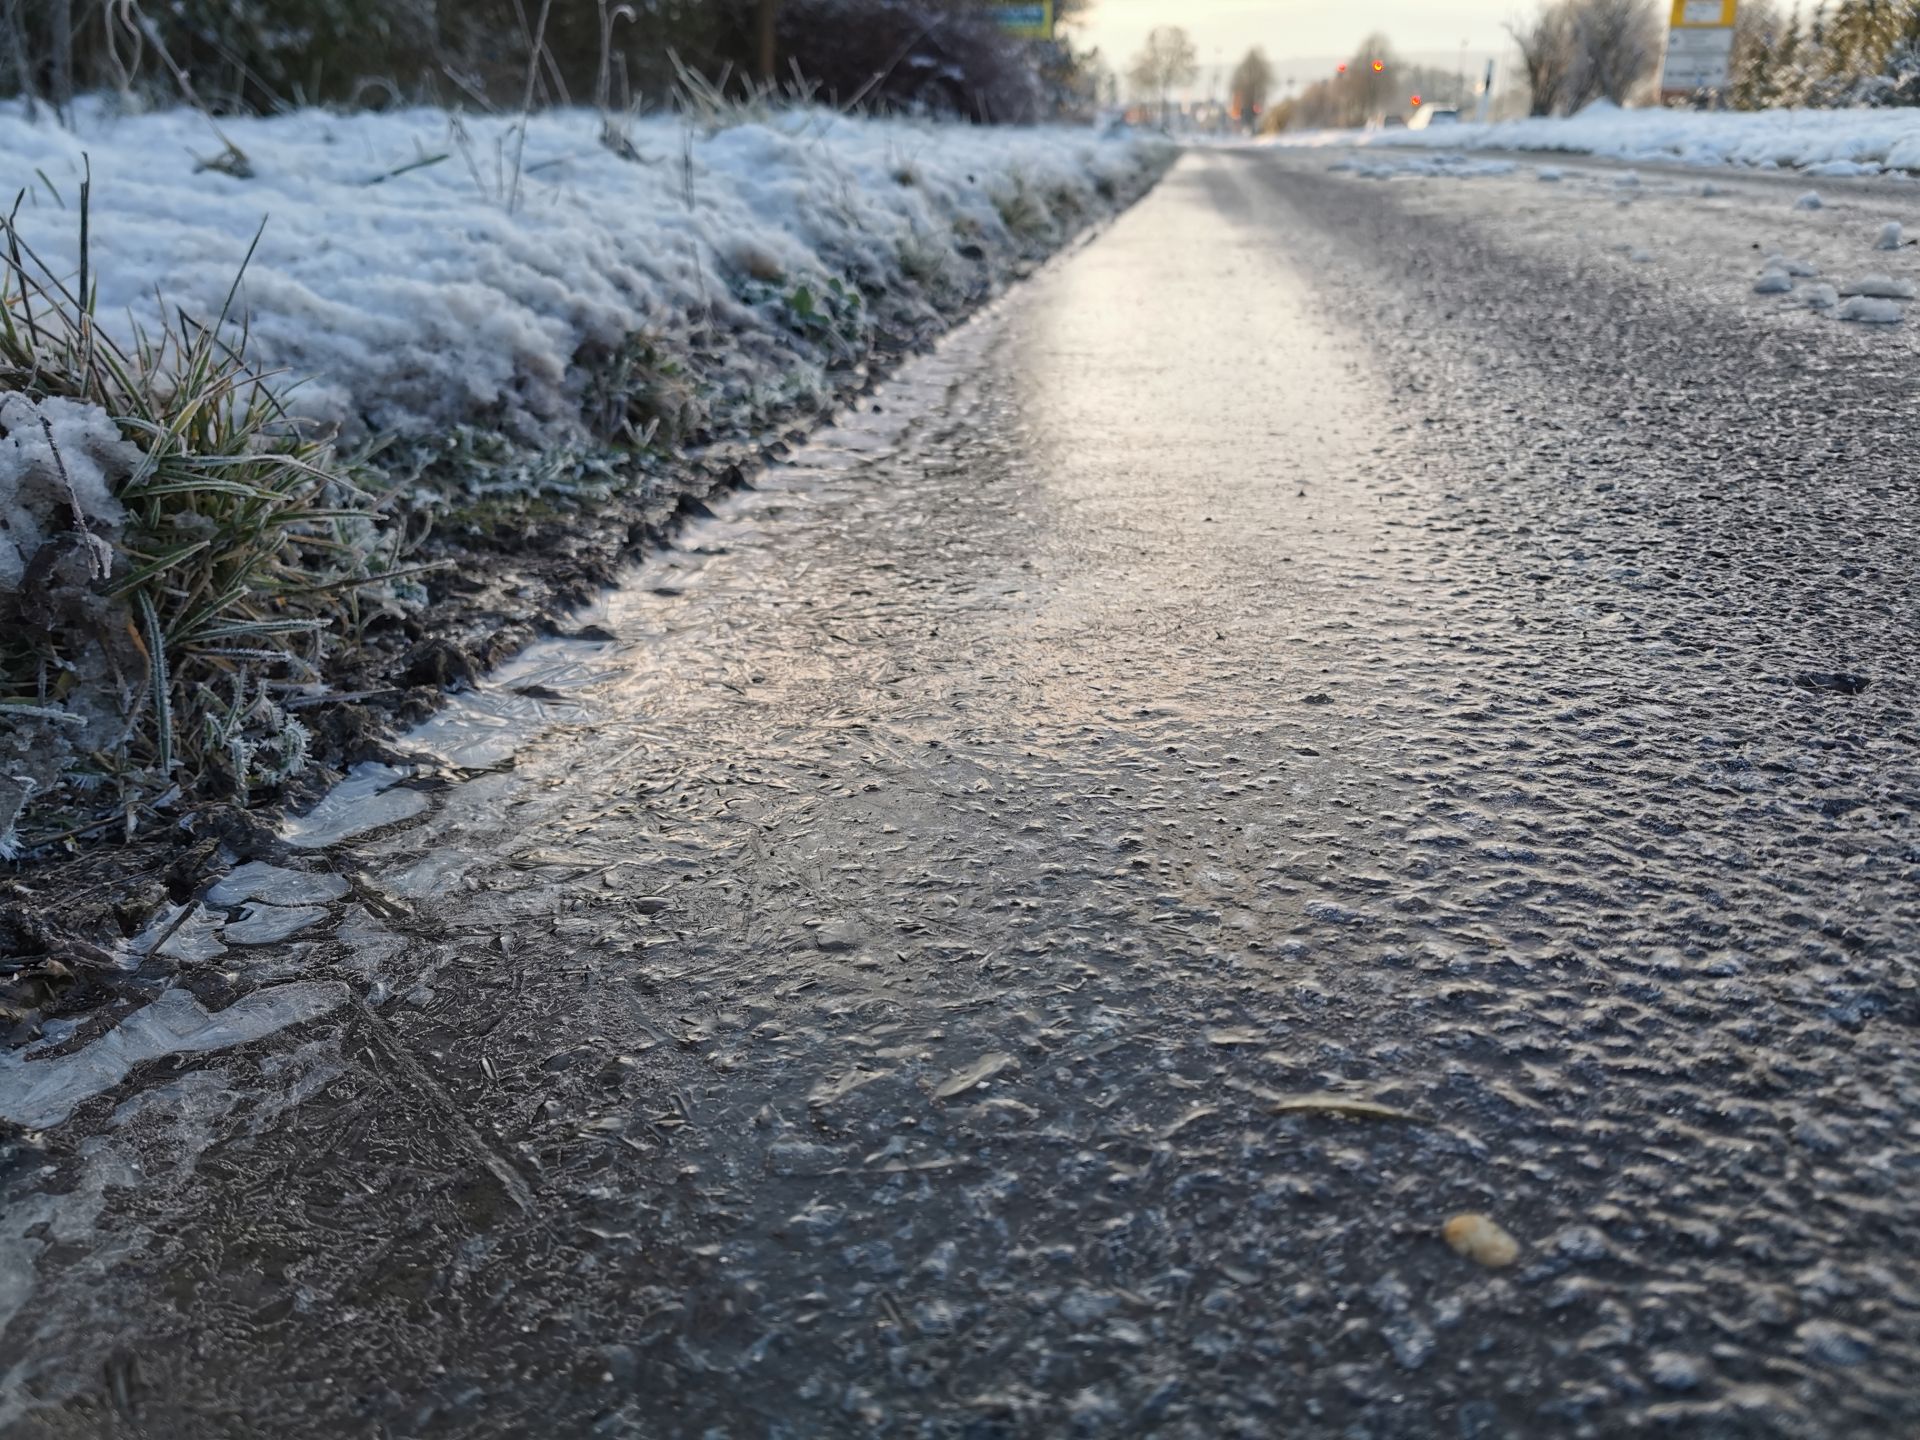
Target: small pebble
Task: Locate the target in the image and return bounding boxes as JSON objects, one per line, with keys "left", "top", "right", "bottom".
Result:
{"left": 1443, "top": 1213, "right": 1519, "bottom": 1267}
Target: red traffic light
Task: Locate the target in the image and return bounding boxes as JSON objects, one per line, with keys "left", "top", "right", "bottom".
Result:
{"left": 1371, "top": 59, "right": 1385, "bottom": 73}
{"left": 1336, "top": 62, "right": 1347, "bottom": 73}
{"left": 1411, "top": 94, "right": 1421, "bottom": 106}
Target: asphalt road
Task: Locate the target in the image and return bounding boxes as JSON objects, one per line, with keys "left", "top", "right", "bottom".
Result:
{"left": 5, "top": 147, "right": 1919, "bottom": 1439}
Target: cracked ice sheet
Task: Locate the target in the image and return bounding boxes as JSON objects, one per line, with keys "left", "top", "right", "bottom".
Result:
{"left": 0, "top": 982, "right": 348, "bottom": 1130}
{"left": 403, "top": 636, "right": 621, "bottom": 771}
{"left": 206, "top": 861, "right": 349, "bottom": 906}
{"left": 223, "top": 903, "right": 330, "bottom": 946}
{"left": 281, "top": 762, "right": 427, "bottom": 849}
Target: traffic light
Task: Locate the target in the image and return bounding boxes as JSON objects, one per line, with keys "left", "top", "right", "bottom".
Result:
{"left": 1411, "top": 94, "right": 1421, "bottom": 106}
{"left": 1371, "top": 59, "right": 1384, "bottom": 73}
{"left": 1336, "top": 62, "right": 1347, "bottom": 74}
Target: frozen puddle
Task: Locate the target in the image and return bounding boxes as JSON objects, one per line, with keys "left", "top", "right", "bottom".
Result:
{"left": 131, "top": 903, "right": 226, "bottom": 963}
{"left": 278, "top": 312, "right": 992, "bottom": 847}
{"left": 0, "top": 302, "right": 1007, "bottom": 1144}
{"left": 224, "top": 903, "right": 330, "bottom": 946}
{"left": 207, "top": 861, "right": 349, "bottom": 907}
{"left": 405, "top": 637, "right": 619, "bottom": 770}
{"left": 0, "top": 983, "right": 348, "bottom": 1130}
{"left": 281, "top": 762, "right": 428, "bottom": 849}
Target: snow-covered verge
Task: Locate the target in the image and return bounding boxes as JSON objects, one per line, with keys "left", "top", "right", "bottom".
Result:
{"left": 1280, "top": 101, "right": 1920, "bottom": 176}
{"left": 2, "top": 103, "right": 1168, "bottom": 443}
{"left": 0, "top": 102, "right": 1172, "bottom": 856}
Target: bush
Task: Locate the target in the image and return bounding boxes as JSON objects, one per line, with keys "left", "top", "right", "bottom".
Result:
{"left": 3, "top": 0, "right": 1045, "bottom": 122}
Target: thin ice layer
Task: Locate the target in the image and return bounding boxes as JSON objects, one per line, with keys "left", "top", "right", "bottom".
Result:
{"left": 0, "top": 983, "right": 348, "bottom": 1129}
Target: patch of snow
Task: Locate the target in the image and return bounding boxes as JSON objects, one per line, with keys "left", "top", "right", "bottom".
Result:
{"left": 0, "top": 394, "right": 134, "bottom": 592}
{"left": 1802, "top": 282, "right": 1840, "bottom": 309}
{"left": 1836, "top": 295, "right": 1903, "bottom": 323}
{"left": 1876, "top": 220, "right": 1903, "bottom": 250}
{"left": 1536, "top": 166, "right": 1563, "bottom": 182}
{"left": 1753, "top": 270, "right": 1793, "bottom": 294}
{"left": 1803, "top": 159, "right": 1880, "bottom": 177}
{"left": 0, "top": 102, "right": 1167, "bottom": 446}
{"left": 1838, "top": 274, "right": 1916, "bottom": 298}
{"left": 1794, "top": 190, "right": 1824, "bottom": 210}
{"left": 1276, "top": 104, "right": 1920, "bottom": 179}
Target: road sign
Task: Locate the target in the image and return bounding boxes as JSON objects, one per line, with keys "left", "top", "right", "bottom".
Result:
{"left": 1661, "top": 0, "right": 1738, "bottom": 96}
{"left": 1672, "top": 0, "right": 1735, "bottom": 23}
{"left": 992, "top": 2, "right": 1054, "bottom": 40}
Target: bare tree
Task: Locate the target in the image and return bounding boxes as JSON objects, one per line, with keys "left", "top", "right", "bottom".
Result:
{"left": 1728, "top": 0, "right": 1787, "bottom": 108}
{"left": 1228, "top": 46, "right": 1273, "bottom": 129}
{"left": 1127, "top": 25, "right": 1197, "bottom": 127}
{"left": 1507, "top": 3, "right": 1577, "bottom": 116}
{"left": 1570, "top": 0, "right": 1661, "bottom": 105}
{"left": 1509, "top": 0, "right": 1659, "bottom": 115}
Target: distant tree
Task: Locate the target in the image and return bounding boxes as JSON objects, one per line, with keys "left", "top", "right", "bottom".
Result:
{"left": 1228, "top": 46, "right": 1273, "bottom": 129}
{"left": 1817, "top": 0, "right": 1915, "bottom": 101}
{"left": 1729, "top": 0, "right": 1786, "bottom": 108}
{"left": 1127, "top": 25, "right": 1197, "bottom": 126}
{"left": 1772, "top": 7, "right": 1813, "bottom": 104}
{"left": 1569, "top": 0, "right": 1661, "bottom": 104}
{"left": 1508, "top": 3, "right": 1578, "bottom": 115}
{"left": 1508, "top": 0, "right": 1659, "bottom": 114}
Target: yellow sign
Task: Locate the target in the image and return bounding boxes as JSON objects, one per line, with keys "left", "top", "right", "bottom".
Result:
{"left": 1670, "top": 0, "right": 1737, "bottom": 25}
{"left": 994, "top": 2, "right": 1054, "bottom": 40}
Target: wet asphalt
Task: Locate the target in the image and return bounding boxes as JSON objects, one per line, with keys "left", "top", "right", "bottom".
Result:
{"left": 4, "top": 148, "right": 1920, "bottom": 1439}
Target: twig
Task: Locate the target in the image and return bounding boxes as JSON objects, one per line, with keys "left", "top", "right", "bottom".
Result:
{"left": 507, "top": 0, "right": 555, "bottom": 215}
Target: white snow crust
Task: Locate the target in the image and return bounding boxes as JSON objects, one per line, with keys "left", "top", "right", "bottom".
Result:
{"left": 0, "top": 103, "right": 1165, "bottom": 444}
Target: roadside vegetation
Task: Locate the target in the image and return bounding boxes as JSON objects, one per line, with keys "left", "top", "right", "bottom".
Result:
{"left": 0, "top": 187, "right": 410, "bottom": 855}
{"left": 0, "top": 1, "right": 1160, "bottom": 862}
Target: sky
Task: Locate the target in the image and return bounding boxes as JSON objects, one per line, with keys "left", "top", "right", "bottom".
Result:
{"left": 1066, "top": 1, "right": 1526, "bottom": 95}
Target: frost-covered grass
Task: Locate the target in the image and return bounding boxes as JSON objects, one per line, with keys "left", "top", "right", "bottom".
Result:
{"left": 0, "top": 100, "right": 1170, "bottom": 852}
{"left": 1282, "top": 100, "right": 1920, "bottom": 175}
{"left": 0, "top": 198, "right": 409, "bottom": 854}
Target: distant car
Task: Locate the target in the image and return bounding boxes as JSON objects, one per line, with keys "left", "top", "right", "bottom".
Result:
{"left": 1382, "top": 114, "right": 1407, "bottom": 128}
{"left": 1408, "top": 106, "right": 1460, "bottom": 130}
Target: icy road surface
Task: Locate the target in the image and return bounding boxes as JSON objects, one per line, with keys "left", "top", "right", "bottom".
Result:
{"left": 4, "top": 150, "right": 1919, "bottom": 1439}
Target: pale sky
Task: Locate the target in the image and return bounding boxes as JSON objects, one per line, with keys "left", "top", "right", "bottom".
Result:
{"left": 1068, "top": 1, "right": 1524, "bottom": 94}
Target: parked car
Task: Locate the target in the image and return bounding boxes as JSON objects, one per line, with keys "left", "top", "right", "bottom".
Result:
{"left": 1408, "top": 105, "right": 1460, "bottom": 130}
